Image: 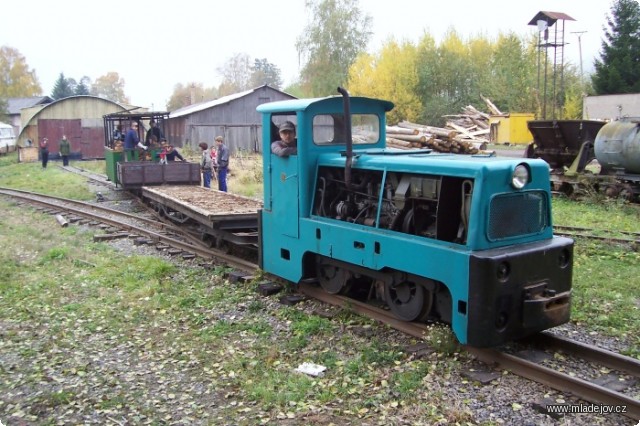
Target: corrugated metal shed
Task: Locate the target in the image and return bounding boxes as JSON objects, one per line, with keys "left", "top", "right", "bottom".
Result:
{"left": 16, "top": 95, "right": 139, "bottom": 159}
{"left": 167, "top": 85, "right": 296, "bottom": 153}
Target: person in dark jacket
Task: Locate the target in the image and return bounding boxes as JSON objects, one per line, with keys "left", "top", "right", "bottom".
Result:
{"left": 165, "top": 145, "right": 185, "bottom": 162}
{"left": 215, "top": 136, "right": 229, "bottom": 192}
{"left": 59, "top": 135, "right": 71, "bottom": 166}
{"left": 39, "top": 137, "right": 49, "bottom": 168}
{"left": 145, "top": 119, "right": 164, "bottom": 146}
{"left": 199, "top": 142, "right": 212, "bottom": 188}
{"left": 124, "top": 122, "right": 147, "bottom": 161}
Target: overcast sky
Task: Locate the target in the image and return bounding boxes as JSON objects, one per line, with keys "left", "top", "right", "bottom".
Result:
{"left": 2, "top": 0, "right": 614, "bottom": 110}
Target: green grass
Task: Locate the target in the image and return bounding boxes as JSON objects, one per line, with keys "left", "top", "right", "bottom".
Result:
{"left": 0, "top": 154, "right": 639, "bottom": 424}
{"left": 0, "top": 152, "right": 94, "bottom": 199}
{"left": 553, "top": 196, "right": 640, "bottom": 357}
{"left": 553, "top": 196, "right": 640, "bottom": 233}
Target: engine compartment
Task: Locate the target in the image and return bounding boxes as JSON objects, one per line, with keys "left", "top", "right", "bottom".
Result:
{"left": 312, "top": 166, "right": 473, "bottom": 244}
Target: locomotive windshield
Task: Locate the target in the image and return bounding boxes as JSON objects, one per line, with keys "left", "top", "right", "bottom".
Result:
{"left": 313, "top": 113, "right": 379, "bottom": 145}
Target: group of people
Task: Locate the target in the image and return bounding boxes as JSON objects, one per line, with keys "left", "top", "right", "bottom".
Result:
{"left": 37, "top": 119, "right": 295, "bottom": 192}
{"left": 199, "top": 136, "right": 229, "bottom": 192}
{"left": 39, "top": 135, "right": 71, "bottom": 168}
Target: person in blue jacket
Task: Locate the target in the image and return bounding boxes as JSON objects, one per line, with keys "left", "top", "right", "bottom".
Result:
{"left": 123, "top": 122, "right": 147, "bottom": 161}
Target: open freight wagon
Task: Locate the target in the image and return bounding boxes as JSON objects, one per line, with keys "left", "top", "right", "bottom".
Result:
{"left": 103, "top": 111, "right": 200, "bottom": 188}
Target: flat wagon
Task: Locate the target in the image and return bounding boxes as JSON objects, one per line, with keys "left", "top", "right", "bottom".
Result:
{"left": 141, "top": 185, "right": 262, "bottom": 248}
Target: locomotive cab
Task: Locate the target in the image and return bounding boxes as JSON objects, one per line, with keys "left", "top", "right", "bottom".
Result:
{"left": 257, "top": 91, "right": 573, "bottom": 347}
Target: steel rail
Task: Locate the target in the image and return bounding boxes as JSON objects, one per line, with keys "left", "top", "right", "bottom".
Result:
{"left": 555, "top": 224, "right": 640, "bottom": 239}
{"left": 466, "top": 347, "right": 640, "bottom": 420}
{"left": 0, "top": 188, "right": 257, "bottom": 272}
{"left": 524, "top": 331, "right": 640, "bottom": 377}
{"left": 0, "top": 187, "right": 169, "bottom": 231}
{"left": 299, "top": 283, "right": 640, "bottom": 420}
{"left": 0, "top": 186, "right": 214, "bottom": 251}
{"left": 554, "top": 230, "right": 639, "bottom": 246}
{"left": 59, "top": 164, "right": 117, "bottom": 188}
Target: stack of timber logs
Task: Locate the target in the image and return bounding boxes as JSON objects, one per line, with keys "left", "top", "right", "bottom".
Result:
{"left": 387, "top": 98, "right": 500, "bottom": 154}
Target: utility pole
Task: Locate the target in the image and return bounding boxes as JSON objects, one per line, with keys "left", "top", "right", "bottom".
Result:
{"left": 571, "top": 31, "right": 587, "bottom": 83}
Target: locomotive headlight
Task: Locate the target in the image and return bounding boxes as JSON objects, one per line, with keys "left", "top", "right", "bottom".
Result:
{"left": 511, "top": 164, "right": 530, "bottom": 189}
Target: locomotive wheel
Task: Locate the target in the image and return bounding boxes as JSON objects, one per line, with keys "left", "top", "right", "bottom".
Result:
{"left": 385, "top": 280, "right": 432, "bottom": 321}
{"left": 317, "top": 259, "right": 351, "bottom": 294}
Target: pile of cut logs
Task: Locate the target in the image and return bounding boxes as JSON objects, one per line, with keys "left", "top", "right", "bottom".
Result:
{"left": 386, "top": 97, "right": 498, "bottom": 154}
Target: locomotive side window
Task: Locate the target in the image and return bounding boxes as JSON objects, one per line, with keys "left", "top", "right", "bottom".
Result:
{"left": 313, "top": 114, "right": 379, "bottom": 145}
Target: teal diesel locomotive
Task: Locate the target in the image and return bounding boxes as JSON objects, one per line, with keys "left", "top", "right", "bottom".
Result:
{"left": 258, "top": 89, "right": 572, "bottom": 347}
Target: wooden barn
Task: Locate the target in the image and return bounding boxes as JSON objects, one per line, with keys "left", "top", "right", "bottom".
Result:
{"left": 166, "top": 85, "right": 296, "bottom": 153}
{"left": 16, "top": 95, "right": 142, "bottom": 160}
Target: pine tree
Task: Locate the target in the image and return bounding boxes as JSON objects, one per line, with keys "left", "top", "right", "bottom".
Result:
{"left": 75, "top": 76, "right": 91, "bottom": 95}
{"left": 592, "top": 0, "right": 640, "bottom": 94}
{"left": 51, "top": 72, "right": 75, "bottom": 99}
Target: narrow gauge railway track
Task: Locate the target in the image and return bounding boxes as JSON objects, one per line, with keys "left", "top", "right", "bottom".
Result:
{"left": 554, "top": 225, "right": 640, "bottom": 247}
{"left": 298, "top": 283, "right": 640, "bottom": 420}
{"left": 0, "top": 187, "right": 255, "bottom": 272}
{"left": 4, "top": 186, "right": 638, "bottom": 420}
{"left": 59, "top": 164, "right": 117, "bottom": 188}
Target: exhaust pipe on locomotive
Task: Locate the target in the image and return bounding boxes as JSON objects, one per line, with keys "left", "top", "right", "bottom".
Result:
{"left": 337, "top": 87, "right": 353, "bottom": 189}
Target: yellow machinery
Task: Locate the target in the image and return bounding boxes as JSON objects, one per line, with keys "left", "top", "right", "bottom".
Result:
{"left": 489, "top": 113, "right": 535, "bottom": 145}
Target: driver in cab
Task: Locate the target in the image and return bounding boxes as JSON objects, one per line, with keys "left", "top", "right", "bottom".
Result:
{"left": 271, "top": 121, "right": 297, "bottom": 157}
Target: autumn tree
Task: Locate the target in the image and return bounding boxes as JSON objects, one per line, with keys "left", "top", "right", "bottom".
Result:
{"left": 0, "top": 98, "right": 8, "bottom": 121}
{"left": 91, "top": 72, "right": 129, "bottom": 103}
{"left": 488, "top": 33, "right": 537, "bottom": 113}
{"left": 249, "top": 58, "right": 283, "bottom": 89}
{"left": 592, "top": 0, "right": 640, "bottom": 94}
{"left": 282, "top": 80, "right": 307, "bottom": 98}
{"left": 217, "top": 53, "right": 252, "bottom": 96}
{"left": 296, "top": 0, "right": 372, "bottom": 97}
{"left": 348, "top": 39, "right": 421, "bottom": 124}
{"left": 416, "top": 30, "right": 474, "bottom": 126}
{"left": 0, "top": 46, "right": 42, "bottom": 99}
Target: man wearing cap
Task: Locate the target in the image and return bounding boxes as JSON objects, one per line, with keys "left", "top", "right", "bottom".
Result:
{"left": 271, "top": 121, "right": 298, "bottom": 157}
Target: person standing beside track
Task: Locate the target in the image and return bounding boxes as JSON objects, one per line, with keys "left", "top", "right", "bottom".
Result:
{"left": 199, "top": 142, "right": 213, "bottom": 188}
{"left": 39, "top": 137, "right": 49, "bottom": 168}
{"left": 59, "top": 135, "right": 71, "bottom": 166}
{"left": 215, "top": 136, "right": 229, "bottom": 192}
